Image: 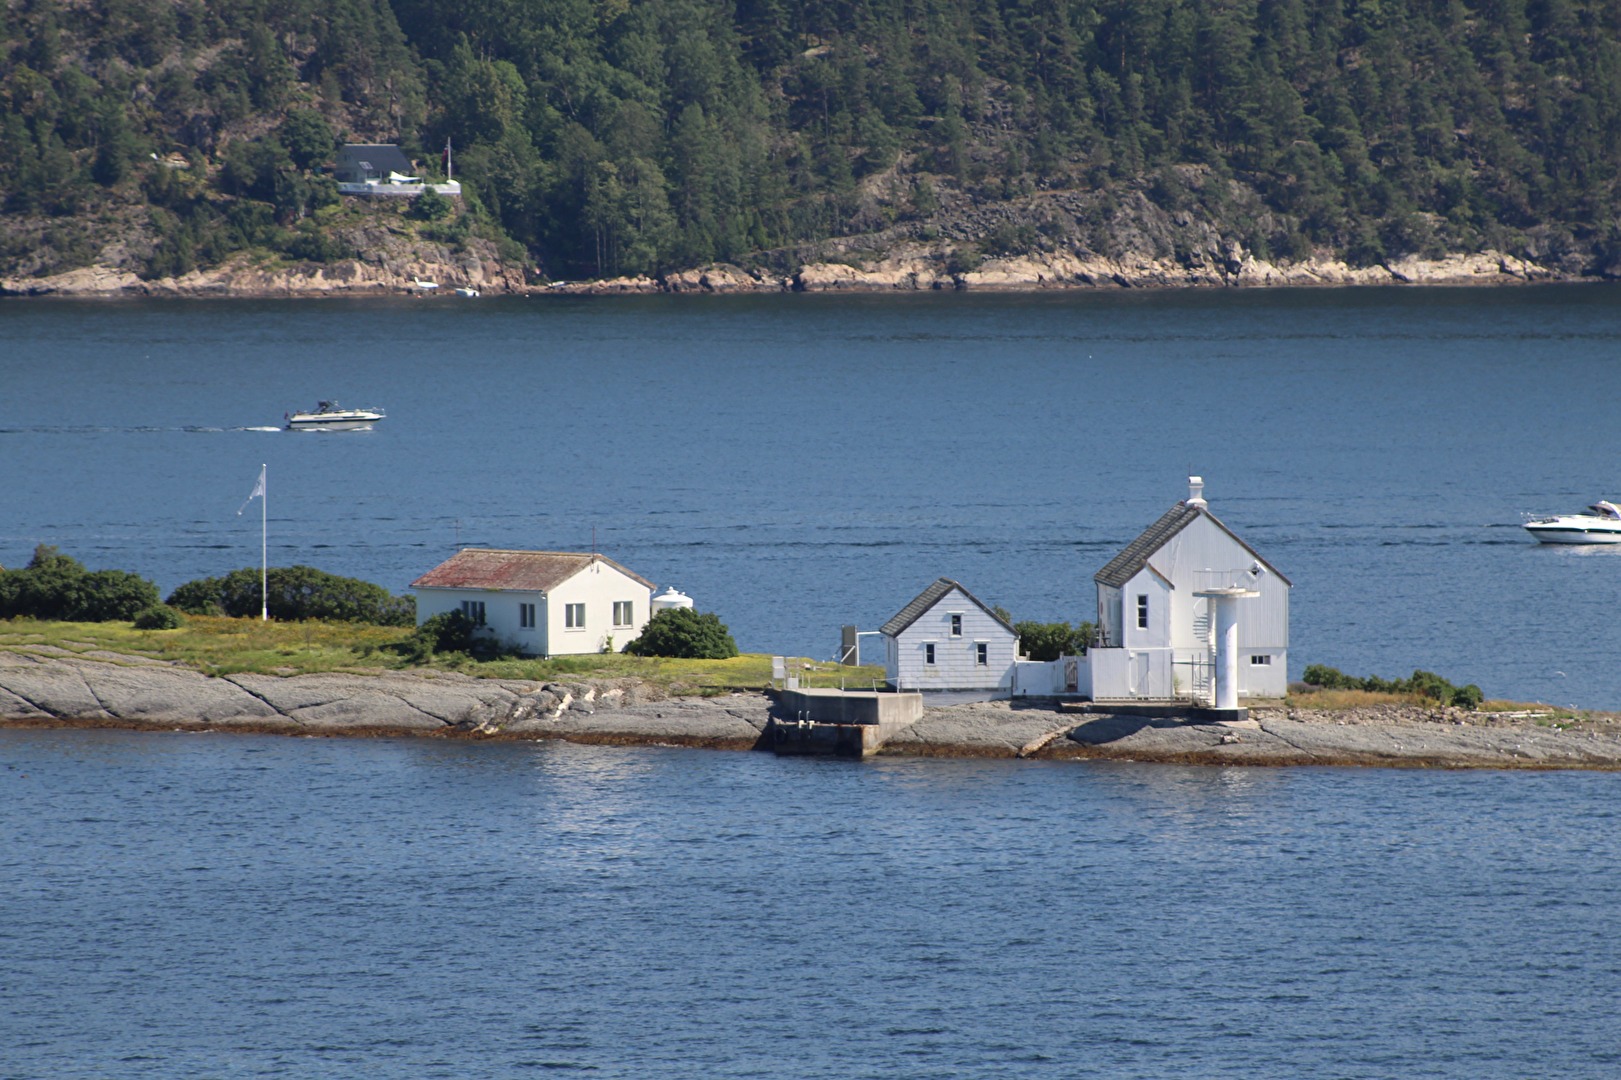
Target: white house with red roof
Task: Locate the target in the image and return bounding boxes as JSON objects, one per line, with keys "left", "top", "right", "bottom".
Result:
{"left": 412, "top": 549, "right": 655, "bottom": 656}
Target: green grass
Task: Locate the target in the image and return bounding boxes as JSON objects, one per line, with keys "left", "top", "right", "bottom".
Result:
{"left": 0, "top": 616, "right": 885, "bottom": 692}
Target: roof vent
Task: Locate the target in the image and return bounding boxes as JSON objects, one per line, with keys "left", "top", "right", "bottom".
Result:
{"left": 1187, "top": 475, "right": 1207, "bottom": 508}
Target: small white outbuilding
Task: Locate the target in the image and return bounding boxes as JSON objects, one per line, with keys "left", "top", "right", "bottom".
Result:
{"left": 412, "top": 549, "right": 654, "bottom": 656}
{"left": 881, "top": 578, "right": 1020, "bottom": 696}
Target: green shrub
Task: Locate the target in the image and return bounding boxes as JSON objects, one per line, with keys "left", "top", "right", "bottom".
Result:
{"left": 414, "top": 610, "right": 476, "bottom": 655}
{"left": 623, "top": 608, "right": 738, "bottom": 659}
{"left": 1014, "top": 620, "right": 1094, "bottom": 661}
{"left": 410, "top": 186, "right": 452, "bottom": 221}
{"left": 166, "top": 566, "right": 414, "bottom": 624}
{"left": 0, "top": 545, "right": 160, "bottom": 621}
{"left": 1302, "top": 663, "right": 1484, "bottom": 708}
{"left": 132, "top": 604, "right": 184, "bottom": 630}
{"left": 167, "top": 577, "right": 225, "bottom": 615}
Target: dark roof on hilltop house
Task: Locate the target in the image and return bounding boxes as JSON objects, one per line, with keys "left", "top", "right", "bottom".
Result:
{"left": 412, "top": 549, "right": 655, "bottom": 592}
{"left": 881, "top": 577, "right": 1018, "bottom": 638}
{"left": 334, "top": 143, "right": 413, "bottom": 181}
{"left": 1094, "top": 503, "right": 1292, "bottom": 588}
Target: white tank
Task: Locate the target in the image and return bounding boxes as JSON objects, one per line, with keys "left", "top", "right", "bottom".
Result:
{"left": 651, "top": 586, "right": 694, "bottom": 613}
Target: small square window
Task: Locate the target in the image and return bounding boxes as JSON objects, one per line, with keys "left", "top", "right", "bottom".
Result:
{"left": 976, "top": 643, "right": 988, "bottom": 666}
{"left": 950, "top": 614, "right": 963, "bottom": 637}
{"left": 565, "top": 603, "right": 585, "bottom": 629}
{"left": 460, "top": 600, "right": 486, "bottom": 625}
{"left": 612, "top": 601, "right": 634, "bottom": 627}
{"left": 924, "top": 643, "right": 936, "bottom": 665}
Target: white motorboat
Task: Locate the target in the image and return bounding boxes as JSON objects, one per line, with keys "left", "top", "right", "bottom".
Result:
{"left": 1523, "top": 500, "right": 1621, "bottom": 544}
{"left": 284, "top": 401, "right": 385, "bottom": 432}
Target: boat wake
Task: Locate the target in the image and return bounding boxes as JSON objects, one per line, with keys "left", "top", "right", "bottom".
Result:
{"left": 0, "top": 425, "right": 304, "bottom": 435}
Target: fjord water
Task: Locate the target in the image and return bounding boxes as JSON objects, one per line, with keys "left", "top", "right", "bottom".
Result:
{"left": 4, "top": 286, "right": 1621, "bottom": 705}
{"left": 6, "top": 289, "right": 1621, "bottom": 1078}
{"left": 4, "top": 729, "right": 1620, "bottom": 1078}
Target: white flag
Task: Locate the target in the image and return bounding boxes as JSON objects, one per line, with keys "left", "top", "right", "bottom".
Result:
{"left": 237, "top": 465, "right": 265, "bottom": 515}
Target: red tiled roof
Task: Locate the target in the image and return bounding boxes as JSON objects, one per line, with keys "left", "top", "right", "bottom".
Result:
{"left": 411, "top": 549, "right": 655, "bottom": 592}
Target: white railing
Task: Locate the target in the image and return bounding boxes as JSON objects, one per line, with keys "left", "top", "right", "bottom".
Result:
{"left": 1191, "top": 568, "right": 1261, "bottom": 591}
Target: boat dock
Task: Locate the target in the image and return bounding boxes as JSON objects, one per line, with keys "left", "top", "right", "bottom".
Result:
{"left": 768, "top": 688, "right": 923, "bottom": 758}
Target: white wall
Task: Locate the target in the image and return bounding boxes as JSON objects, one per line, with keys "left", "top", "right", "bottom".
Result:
{"left": 1013, "top": 656, "right": 1090, "bottom": 697}
{"left": 546, "top": 562, "right": 651, "bottom": 655}
{"left": 1150, "top": 515, "right": 1290, "bottom": 654}
{"left": 415, "top": 586, "right": 548, "bottom": 655}
{"left": 1090, "top": 647, "right": 1175, "bottom": 700}
{"left": 885, "top": 586, "right": 1018, "bottom": 691}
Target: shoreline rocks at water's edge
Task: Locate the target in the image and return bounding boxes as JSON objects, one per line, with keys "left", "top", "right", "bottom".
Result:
{"left": 5, "top": 648, "right": 1620, "bottom": 769}
{"left": 0, "top": 245, "right": 1589, "bottom": 299}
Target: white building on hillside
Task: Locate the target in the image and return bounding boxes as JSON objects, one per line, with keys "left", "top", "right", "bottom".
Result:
{"left": 882, "top": 578, "right": 1020, "bottom": 696}
{"left": 412, "top": 549, "right": 653, "bottom": 656}
{"left": 1089, "top": 479, "right": 1290, "bottom": 702}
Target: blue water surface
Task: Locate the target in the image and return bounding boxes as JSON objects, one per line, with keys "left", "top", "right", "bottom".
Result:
{"left": 3, "top": 286, "right": 1620, "bottom": 704}
{"left": 2, "top": 729, "right": 1618, "bottom": 1078}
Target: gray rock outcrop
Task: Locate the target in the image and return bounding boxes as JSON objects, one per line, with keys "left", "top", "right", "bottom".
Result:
{"left": 6, "top": 648, "right": 1620, "bottom": 769}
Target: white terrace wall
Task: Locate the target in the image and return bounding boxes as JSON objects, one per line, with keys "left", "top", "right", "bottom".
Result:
{"left": 1012, "top": 656, "right": 1091, "bottom": 698}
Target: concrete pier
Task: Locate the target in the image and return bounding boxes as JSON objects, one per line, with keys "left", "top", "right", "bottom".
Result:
{"left": 768, "top": 689, "right": 923, "bottom": 757}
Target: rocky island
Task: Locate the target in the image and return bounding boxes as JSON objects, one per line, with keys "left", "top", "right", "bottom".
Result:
{"left": 5, "top": 646, "right": 1618, "bottom": 770}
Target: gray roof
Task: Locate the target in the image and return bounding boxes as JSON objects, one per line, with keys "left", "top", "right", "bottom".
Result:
{"left": 1094, "top": 502, "right": 1291, "bottom": 588}
{"left": 881, "top": 577, "right": 1017, "bottom": 638}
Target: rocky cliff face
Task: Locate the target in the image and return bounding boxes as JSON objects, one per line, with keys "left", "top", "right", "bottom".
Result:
{"left": 2, "top": 226, "right": 527, "bottom": 298}
{"left": 2, "top": 172, "right": 1602, "bottom": 298}
{"left": 550, "top": 177, "right": 1588, "bottom": 295}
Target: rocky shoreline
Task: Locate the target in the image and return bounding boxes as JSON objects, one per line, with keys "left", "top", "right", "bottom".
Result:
{"left": 0, "top": 246, "right": 1588, "bottom": 299}
{"left": 4, "top": 647, "right": 1618, "bottom": 769}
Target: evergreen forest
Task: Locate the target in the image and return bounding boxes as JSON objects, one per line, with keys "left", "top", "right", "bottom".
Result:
{"left": 5, "top": 0, "right": 1621, "bottom": 283}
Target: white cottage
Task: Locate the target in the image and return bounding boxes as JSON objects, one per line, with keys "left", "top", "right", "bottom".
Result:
{"left": 1089, "top": 479, "right": 1290, "bottom": 702}
{"left": 881, "top": 578, "right": 1020, "bottom": 696}
{"left": 412, "top": 549, "right": 654, "bottom": 656}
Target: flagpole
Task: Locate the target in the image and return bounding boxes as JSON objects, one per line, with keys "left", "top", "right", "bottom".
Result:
{"left": 261, "top": 463, "right": 268, "bottom": 621}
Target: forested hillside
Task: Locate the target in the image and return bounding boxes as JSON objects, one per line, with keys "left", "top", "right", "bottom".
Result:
{"left": 5, "top": 0, "right": 1621, "bottom": 287}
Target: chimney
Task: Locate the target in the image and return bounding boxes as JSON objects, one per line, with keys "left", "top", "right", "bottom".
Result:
{"left": 1187, "top": 476, "right": 1207, "bottom": 508}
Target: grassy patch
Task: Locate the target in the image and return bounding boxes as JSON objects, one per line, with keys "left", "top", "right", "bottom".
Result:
{"left": 1285, "top": 688, "right": 1431, "bottom": 710}
{"left": 0, "top": 616, "right": 412, "bottom": 676}
{"left": 0, "top": 617, "right": 885, "bottom": 691}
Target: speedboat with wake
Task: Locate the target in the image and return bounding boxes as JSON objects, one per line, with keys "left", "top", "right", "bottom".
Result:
{"left": 284, "top": 401, "right": 385, "bottom": 432}
{"left": 1523, "top": 500, "right": 1621, "bottom": 544}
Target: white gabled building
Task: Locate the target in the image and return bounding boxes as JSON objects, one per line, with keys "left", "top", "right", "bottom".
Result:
{"left": 881, "top": 578, "right": 1020, "bottom": 696}
{"left": 412, "top": 549, "right": 654, "bottom": 656}
{"left": 1089, "top": 479, "right": 1291, "bottom": 702}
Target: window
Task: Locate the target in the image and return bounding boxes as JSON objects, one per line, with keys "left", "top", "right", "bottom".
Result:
{"left": 1136, "top": 595, "right": 1149, "bottom": 630}
{"left": 519, "top": 603, "right": 535, "bottom": 629}
{"left": 460, "top": 600, "right": 485, "bottom": 625}
{"left": 565, "top": 603, "right": 585, "bottom": 629}
{"left": 613, "top": 600, "right": 634, "bottom": 627}
{"left": 924, "top": 643, "right": 936, "bottom": 665}
{"left": 950, "top": 614, "right": 963, "bottom": 637}
{"left": 976, "top": 643, "right": 988, "bottom": 666}
{"left": 1250, "top": 654, "right": 1273, "bottom": 666}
